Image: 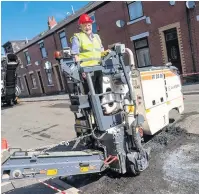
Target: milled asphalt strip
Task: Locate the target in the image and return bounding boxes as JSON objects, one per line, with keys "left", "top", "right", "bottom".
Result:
{"left": 143, "top": 116, "right": 182, "bottom": 148}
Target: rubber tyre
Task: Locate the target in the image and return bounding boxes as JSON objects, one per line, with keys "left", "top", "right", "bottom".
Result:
{"left": 7, "top": 100, "right": 14, "bottom": 106}
{"left": 126, "top": 160, "right": 140, "bottom": 176}
{"left": 129, "top": 164, "right": 140, "bottom": 176}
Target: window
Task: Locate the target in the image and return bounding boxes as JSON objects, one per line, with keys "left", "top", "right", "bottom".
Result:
{"left": 30, "top": 73, "right": 37, "bottom": 88}
{"left": 24, "top": 51, "right": 31, "bottom": 64}
{"left": 59, "top": 31, "right": 68, "bottom": 49}
{"left": 127, "top": 1, "right": 143, "bottom": 21}
{"left": 134, "top": 38, "right": 151, "bottom": 67}
{"left": 46, "top": 72, "right": 53, "bottom": 85}
{"left": 39, "top": 42, "right": 47, "bottom": 58}
{"left": 90, "top": 14, "right": 97, "bottom": 33}
{"left": 17, "top": 77, "right": 24, "bottom": 90}
{"left": 165, "top": 28, "right": 177, "bottom": 41}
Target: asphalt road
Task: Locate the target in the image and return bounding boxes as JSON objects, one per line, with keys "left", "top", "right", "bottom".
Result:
{"left": 1, "top": 100, "right": 75, "bottom": 150}
{"left": 1, "top": 94, "right": 199, "bottom": 194}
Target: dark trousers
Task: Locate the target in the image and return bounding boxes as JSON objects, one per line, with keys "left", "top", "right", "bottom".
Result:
{"left": 83, "top": 71, "right": 102, "bottom": 94}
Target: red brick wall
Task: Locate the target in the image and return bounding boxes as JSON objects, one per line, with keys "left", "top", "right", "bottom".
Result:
{"left": 17, "top": 35, "right": 61, "bottom": 96}
{"left": 189, "top": 1, "right": 199, "bottom": 72}
{"left": 123, "top": 1, "right": 194, "bottom": 73}
{"left": 16, "top": 1, "right": 199, "bottom": 96}
{"left": 95, "top": 2, "right": 129, "bottom": 49}
{"left": 54, "top": 2, "right": 128, "bottom": 49}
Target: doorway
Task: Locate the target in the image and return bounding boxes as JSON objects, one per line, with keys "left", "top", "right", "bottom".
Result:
{"left": 164, "top": 28, "right": 182, "bottom": 73}
{"left": 55, "top": 65, "right": 64, "bottom": 91}
{"left": 24, "top": 75, "right": 30, "bottom": 95}
{"left": 37, "top": 71, "right": 45, "bottom": 94}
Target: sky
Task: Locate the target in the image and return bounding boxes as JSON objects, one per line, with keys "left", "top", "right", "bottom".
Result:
{"left": 1, "top": 1, "right": 89, "bottom": 53}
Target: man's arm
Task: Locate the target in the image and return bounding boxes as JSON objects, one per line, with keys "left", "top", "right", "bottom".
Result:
{"left": 71, "top": 36, "right": 80, "bottom": 62}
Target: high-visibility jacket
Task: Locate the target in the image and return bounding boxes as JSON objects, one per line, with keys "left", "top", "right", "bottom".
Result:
{"left": 71, "top": 32, "right": 102, "bottom": 67}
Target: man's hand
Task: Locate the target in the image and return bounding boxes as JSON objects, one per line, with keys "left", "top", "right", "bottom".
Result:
{"left": 101, "top": 49, "right": 111, "bottom": 57}
{"left": 74, "top": 55, "right": 80, "bottom": 62}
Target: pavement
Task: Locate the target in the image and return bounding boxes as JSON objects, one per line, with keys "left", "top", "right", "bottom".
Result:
{"left": 1, "top": 100, "right": 75, "bottom": 150}
{"left": 18, "top": 82, "right": 199, "bottom": 103}
{"left": 19, "top": 94, "right": 70, "bottom": 102}
{"left": 1, "top": 94, "right": 199, "bottom": 194}
{"left": 182, "top": 82, "right": 199, "bottom": 95}
{"left": 1, "top": 100, "right": 78, "bottom": 194}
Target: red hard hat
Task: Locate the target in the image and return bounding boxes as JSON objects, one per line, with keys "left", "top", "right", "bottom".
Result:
{"left": 78, "top": 14, "right": 93, "bottom": 25}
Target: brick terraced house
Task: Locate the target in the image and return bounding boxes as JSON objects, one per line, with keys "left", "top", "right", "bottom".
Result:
{"left": 2, "top": 1, "right": 199, "bottom": 97}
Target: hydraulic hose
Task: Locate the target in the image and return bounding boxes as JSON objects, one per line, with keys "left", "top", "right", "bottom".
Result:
{"left": 119, "top": 55, "right": 135, "bottom": 102}
{"left": 132, "top": 103, "right": 145, "bottom": 154}
{"left": 125, "top": 48, "right": 135, "bottom": 69}
{"left": 92, "top": 128, "right": 107, "bottom": 140}
{"left": 120, "top": 49, "right": 144, "bottom": 154}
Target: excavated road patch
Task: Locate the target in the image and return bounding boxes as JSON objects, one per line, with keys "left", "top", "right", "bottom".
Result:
{"left": 65, "top": 127, "right": 199, "bottom": 194}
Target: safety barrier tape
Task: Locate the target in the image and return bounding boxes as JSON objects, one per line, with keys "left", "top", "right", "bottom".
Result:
{"left": 181, "top": 72, "right": 199, "bottom": 77}
{"left": 38, "top": 179, "right": 67, "bottom": 194}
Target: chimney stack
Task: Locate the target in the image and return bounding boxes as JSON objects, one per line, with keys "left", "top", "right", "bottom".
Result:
{"left": 48, "top": 16, "right": 57, "bottom": 29}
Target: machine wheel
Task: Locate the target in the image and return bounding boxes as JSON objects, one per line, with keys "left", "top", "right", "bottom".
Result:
{"left": 14, "top": 98, "right": 18, "bottom": 104}
{"left": 129, "top": 164, "right": 140, "bottom": 176}
{"left": 126, "top": 158, "right": 140, "bottom": 176}
{"left": 126, "top": 149, "right": 149, "bottom": 176}
{"left": 7, "top": 99, "right": 14, "bottom": 106}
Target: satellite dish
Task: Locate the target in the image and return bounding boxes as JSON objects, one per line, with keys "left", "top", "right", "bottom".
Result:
{"left": 186, "top": 1, "right": 195, "bottom": 9}
{"left": 116, "top": 20, "right": 125, "bottom": 28}
{"left": 169, "top": 1, "right": 175, "bottom": 6}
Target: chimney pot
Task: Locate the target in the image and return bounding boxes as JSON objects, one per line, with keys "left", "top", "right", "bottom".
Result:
{"left": 48, "top": 16, "right": 57, "bottom": 29}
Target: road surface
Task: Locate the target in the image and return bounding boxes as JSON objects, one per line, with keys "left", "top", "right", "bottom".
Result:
{"left": 1, "top": 94, "right": 199, "bottom": 194}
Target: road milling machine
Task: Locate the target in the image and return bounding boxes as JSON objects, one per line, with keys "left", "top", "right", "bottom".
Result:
{"left": 1, "top": 43, "right": 184, "bottom": 182}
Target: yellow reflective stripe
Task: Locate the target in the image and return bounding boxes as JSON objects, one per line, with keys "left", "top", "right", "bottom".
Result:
{"left": 80, "top": 61, "right": 101, "bottom": 67}
{"left": 94, "top": 48, "right": 101, "bottom": 52}
{"left": 72, "top": 32, "right": 102, "bottom": 67}
{"left": 81, "top": 48, "right": 101, "bottom": 52}
{"left": 81, "top": 57, "right": 101, "bottom": 62}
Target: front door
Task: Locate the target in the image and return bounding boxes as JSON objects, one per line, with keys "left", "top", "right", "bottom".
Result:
{"left": 164, "top": 28, "right": 182, "bottom": 73}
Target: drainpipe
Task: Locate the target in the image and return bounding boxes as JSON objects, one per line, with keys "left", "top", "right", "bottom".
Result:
{"left": 186, "top": 6, "right": 197, "bottom": 74}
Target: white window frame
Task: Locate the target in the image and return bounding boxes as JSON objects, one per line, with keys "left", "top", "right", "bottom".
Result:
{"left": 38, "top": 41, "right": 47, "bottom": 58}
{"left": 24, "top": 50, "right": 31, "bottom": 65}
{"left": 127, "top": 1, "right": 144, "bottom": 21}
{"left": 130, "top": 32, "right": 149, "bottom": 41}
{"left": 59, "top": 30, "right": 68, "bottom": 49}
{"left": 133, "top": 37, "right": 151, "bottom": 68}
